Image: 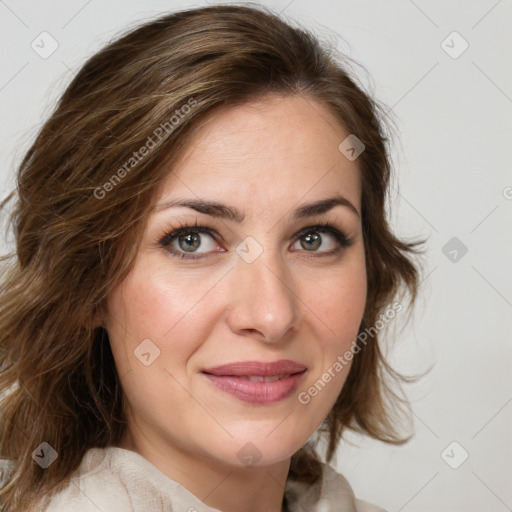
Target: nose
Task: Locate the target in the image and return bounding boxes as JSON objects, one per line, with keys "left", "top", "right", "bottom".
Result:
{"left": 226, "top": 244, "right": 299, "bottom": 343}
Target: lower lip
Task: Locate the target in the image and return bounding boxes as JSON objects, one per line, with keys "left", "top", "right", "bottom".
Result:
{"left": 202, "top": 371, "right": 306, "bottom": 404}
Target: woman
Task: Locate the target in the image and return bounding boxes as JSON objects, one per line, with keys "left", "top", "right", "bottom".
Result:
{"left": 0, "top": 4, "right": 422, "bottom": 511}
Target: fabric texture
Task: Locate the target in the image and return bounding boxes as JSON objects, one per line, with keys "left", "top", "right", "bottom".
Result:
{"left": 2, "top": 447, "right": 387, "bottom": 511}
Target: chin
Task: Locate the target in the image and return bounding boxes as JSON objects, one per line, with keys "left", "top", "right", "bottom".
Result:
{"left": 204, "top": 431, "right": 308, "bottom": 469}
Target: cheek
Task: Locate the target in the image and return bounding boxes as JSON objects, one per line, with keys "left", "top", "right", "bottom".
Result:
{"left": 300, "top": 255, "right": 366, "bottom": 408}
{"left": 312, "top": 255, "right": 367, "bottom": 340}
{"left": 105, "top": 258, "right": 220, "bottom": 368}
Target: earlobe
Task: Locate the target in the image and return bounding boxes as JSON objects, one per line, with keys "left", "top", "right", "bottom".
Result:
{"left": 91, "top": 309, "right": 105, "bottom": 329}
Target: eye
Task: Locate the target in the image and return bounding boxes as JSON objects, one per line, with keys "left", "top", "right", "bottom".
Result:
{"left": 159, "top": 222, "right": 222, "bottom": 260}
{"left": 159, "top": 221, "right": 353, "bottom": 260}
{"left": 292, "top": 223, "right": 352, "bottom": 257}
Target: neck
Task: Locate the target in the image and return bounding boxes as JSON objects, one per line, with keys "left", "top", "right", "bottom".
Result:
{"left": 118, "top": 429, "right": 291, "bottom": 512}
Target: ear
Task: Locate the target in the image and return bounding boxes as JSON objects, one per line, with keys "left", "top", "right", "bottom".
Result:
{"left": 91, "top": 307, "right": 105, "bottom": 330}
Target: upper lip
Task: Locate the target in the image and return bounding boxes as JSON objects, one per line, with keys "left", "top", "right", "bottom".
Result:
{"left": 202, "top": 359, "right": 307, "bottom": 377}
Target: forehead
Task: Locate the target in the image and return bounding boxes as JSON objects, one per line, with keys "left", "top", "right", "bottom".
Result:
{"left": 156, "top": 95, "right": 362, "bottom": 215}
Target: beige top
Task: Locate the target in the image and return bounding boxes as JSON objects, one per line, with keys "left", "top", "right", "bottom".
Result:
{"left": 4, "top": 447, "right": 387, "bottom": 511}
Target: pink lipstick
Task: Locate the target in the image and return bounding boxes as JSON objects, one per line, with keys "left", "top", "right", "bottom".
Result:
{"left": 201, "top": 360, "right": 306, "bottom": 404}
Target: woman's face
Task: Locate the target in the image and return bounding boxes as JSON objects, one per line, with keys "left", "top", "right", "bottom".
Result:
{"left": 105, "top": 94, "right": 367, "bottom": 468}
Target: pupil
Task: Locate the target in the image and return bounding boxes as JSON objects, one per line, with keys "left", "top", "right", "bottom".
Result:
{"left": 177, "top": 231, "right": 322, "bottom": 253}
{"left": 302, "top": 232, "right": 320, "bottom": 250}
{"left": 180, "top": 232, "right": 200, "bottom": 252}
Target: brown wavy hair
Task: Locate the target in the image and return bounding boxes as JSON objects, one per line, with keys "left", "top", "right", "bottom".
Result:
{"left": 0, "top": 4, "right": 424, "bottom": 510}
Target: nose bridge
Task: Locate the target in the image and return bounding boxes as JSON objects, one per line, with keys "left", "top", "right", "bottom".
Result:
{"left": 227, "top": 236, "right": 298, "bottom": 341}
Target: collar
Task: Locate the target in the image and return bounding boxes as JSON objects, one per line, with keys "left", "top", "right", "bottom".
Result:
{"left": 79, "top": 446, "right": 362, "bottom": 511}
{"left": 23, "top": 446, "right": 382, "bottom": 511}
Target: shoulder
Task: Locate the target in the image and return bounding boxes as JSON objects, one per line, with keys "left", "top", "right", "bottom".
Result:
{"left": 42, "top": 447, "right": 135, "bottom": 511}
{"left": 3, "top": 447, "right": 218, "bottom": 512}
{"left": 42, "top": 447, "right": 184, "bottom": 512}
{"left": 285, "top": 461, "right": 388, "bottom": 512}
{"left": 321, "top": 463, "right": 388, "bottom": 512}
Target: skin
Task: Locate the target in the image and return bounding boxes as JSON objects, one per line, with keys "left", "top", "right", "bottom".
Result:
{"left": 103, "top": 94, "right": 367, "bottom": 512}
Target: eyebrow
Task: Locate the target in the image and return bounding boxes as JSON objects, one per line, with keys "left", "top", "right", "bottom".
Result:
{"left": 154, "top": 194, "right": 360, "bottom": 221}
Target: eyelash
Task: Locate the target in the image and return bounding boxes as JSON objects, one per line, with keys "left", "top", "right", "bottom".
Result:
{"left": 158, "top": 219, "right": 353, "bottom": 260}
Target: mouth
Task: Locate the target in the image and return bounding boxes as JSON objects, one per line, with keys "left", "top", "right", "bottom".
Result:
{"left": 229, "top": 374, "right": 295, "bottom": 382}
{"left": 201, "top": 360, "right": 307, "bottom": 404}
{"left": 202, "top": 359, "right": 307, "bottom": 377}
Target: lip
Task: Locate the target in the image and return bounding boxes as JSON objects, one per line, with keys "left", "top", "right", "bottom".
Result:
{"left": 202, "top": 360, "right": 306, "bottom": 377}
{"left": 201, "top": 360, "right": 307, "bottom": 404}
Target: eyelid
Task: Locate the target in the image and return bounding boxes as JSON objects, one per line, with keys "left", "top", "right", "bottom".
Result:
{"left": 159, "top": 223, "right": 218, "bottom": 248}
{"left": 158, "top": 220, "right": 352, "bottom": 260}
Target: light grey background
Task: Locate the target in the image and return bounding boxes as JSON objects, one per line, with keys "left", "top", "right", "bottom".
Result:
{"left": 1, "top": 1, "right": 511, "bottom": 511}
